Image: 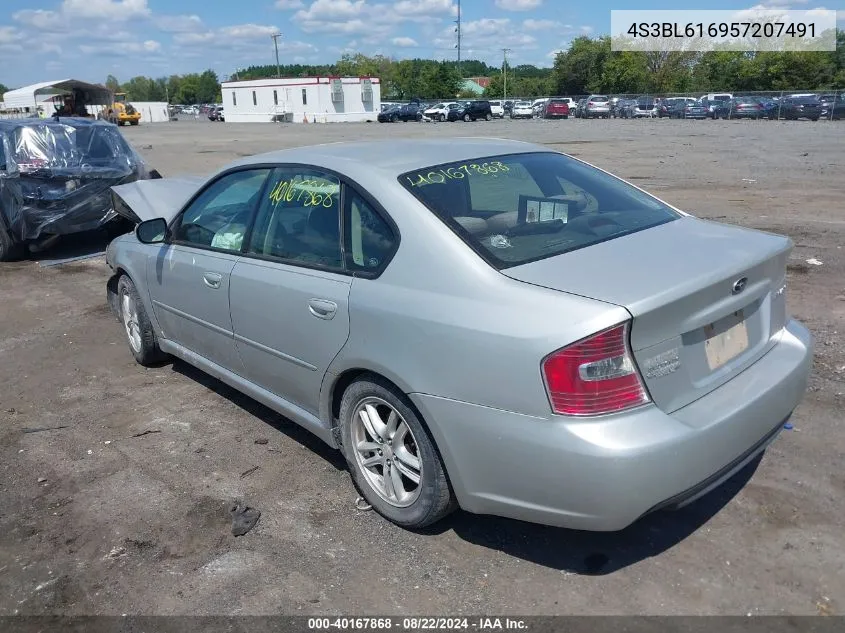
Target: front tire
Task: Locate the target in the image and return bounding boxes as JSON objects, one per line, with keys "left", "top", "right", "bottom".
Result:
{"left": 439, "top": 114, "right": 446, "bottom": 122}
{"left": 485, "top": 113, "right": 492, "bottom": 121}
{"left": 463, "top": 113, "right": 471, "bottom": 122}
{"left": 339, "top": 376, "right": 456, "bottom": 529}
{"left": 0, "top": 223, "right": 24, "bottom": 262}
{"left": 117, "top": 275, "right": 167, "bottom": 366}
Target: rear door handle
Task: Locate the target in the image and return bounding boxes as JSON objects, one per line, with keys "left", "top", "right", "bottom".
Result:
{"left": 202, "top": 272, "right": 223, "bottom": 289}
{"left": 308, "top": 298, "right": 337, "bottom": 320}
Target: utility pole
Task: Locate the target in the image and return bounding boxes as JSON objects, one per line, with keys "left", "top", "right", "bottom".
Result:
{"left": 454, "top": 0, "right": 462, "bottom": 79}
{"left": 271, "top": 33, "right": 282, "bottom": 78}
{"left": 502, "top": 48, "right": 511, "bottom": 101}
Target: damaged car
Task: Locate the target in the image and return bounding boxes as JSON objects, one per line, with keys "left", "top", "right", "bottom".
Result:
{"left": 0, "top": 117, "right": 157, "bottom": 261}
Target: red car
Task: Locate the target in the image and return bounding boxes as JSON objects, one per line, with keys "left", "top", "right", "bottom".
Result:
{"left": 543, "top": 98, "right": 570, "bottom": 119}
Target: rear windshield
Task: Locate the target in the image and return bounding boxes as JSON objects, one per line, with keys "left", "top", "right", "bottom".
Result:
{"left": 549, "top": 99, "right": 567, "bottom": 104}
{"left": 399, "top": 152, "right": 679, "bottom": 270}
{"left": 590, "top": 96, "right": 609, "bottom": 102}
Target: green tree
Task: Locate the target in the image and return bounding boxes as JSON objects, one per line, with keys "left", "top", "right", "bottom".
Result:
{"left": 105, "top": 75, "right": 121, "bottom": 93}
{"left": 0, "top": 82, "right": 9, "bottom": 97}
{"left": 196, "top": 69, "right": 220, "bottom": 104}
{"left": 175, "top": 74, "right": 200, "bottom": 104}
{"left": 551, "top": 36, "right": 611, "bottom": 94}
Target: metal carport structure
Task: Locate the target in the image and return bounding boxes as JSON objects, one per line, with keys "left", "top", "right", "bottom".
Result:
{"left": 2, "top": 79, "right": 112, "bottom": 112}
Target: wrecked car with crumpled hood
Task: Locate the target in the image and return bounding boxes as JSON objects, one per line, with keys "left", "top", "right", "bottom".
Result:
{"left": 0, "top": 117, "right": 158, "bottom": 261}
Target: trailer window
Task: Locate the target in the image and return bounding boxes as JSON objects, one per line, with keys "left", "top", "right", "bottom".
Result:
{"left": 252, "top": 91, "right": 257, "bottom": 106}
{"left": 273, "top": 90, "right": 278, "bottom": 106}
{"left": 232, "top": 91, "right": 236, "bottom": 106}
{"left": 302, "top": 89, "right": 307, "bottom": 105}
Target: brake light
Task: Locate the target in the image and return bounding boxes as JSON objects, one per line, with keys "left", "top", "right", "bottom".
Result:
{"left": 542, "top": 322, "right": 649, "bottom": 416}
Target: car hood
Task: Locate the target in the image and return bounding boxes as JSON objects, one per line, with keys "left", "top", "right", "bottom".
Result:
{"left": 111, "top": 176, "right": 206, "bottom": 224}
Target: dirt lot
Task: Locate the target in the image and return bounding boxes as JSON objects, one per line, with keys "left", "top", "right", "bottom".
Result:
{"left": 1, "top": 117, "right": 843, "bottom": 616}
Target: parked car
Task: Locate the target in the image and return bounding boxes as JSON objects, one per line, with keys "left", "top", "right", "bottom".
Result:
{"left": 659, "top": 98, "right": 696, "bottom": 118}
{"left": 712, "top": 97, "right": 765, "bottom": 120}
{"left": 449, "top": 100, "right": 493, "bottom": 122}
{"left": 0, "top": 118, "right": 155, "bottom": 260}
{"left": 819, "top": 94, "right": 845, "bottom": 120}
{"left": 626, "top": 97, "right": 658, "bottom": 118}
{"left": 503, "top": 100, "right": 514, "bottom": 115}
{"left": 778, "top": 96, "right": 822, "bottom": 121}
{"left": 379, "top": 103, "right": 423, "bottom": 123}
{"left": 423, "top": 102, "right": 458, "bottom": 122}
{"left": 106, "top": 138, "right": 812, "bottom": 531}
{"left": 751, "top": 97, "right": 780, "bottom": 120}
{"left": 208, "top": 106, "right": 225, "bottom": 122}
{"left": 682, "top": 101, "right": 708, "bottom": 119}
{"left": 531, "top": 98, "right": 548, "bottom": 118}
{"left": 488, "top": 101, "right": 505, "bottom": 118}
{"left": 378, "top": 106, "right": 401, "bottom": 123}
{"left": 543, "top": 98, "right": 570, "bottom": 119}
{"left": 574, "top": 98, "right": 588, "bottom": 118}
{"left": 510, "top": 100, "right": 534, "bottom": 119}
{"left": 582, "top": 95, "right": 611, "bottom": 118}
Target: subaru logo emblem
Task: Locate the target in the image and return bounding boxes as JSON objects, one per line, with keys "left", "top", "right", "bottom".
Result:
{"left": 732, "top": 277, "right": 748, "bottom": 294}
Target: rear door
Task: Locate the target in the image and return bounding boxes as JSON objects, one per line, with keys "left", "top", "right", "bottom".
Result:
{"left": 228, "top": 167, "right": 352, "bottom": 415}
{"left": 147, "top": 168, "right": 272, "bottom": 371}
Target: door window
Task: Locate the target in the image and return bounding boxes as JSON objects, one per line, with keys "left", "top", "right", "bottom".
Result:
{"left": 247, "top": 168, "right": 343, "bottom": 270}
{"left": 345, "top": 192, "right": 396, "bottom": 273}
{"left": 172, "top": 169, "right": 271, "bottom": 252}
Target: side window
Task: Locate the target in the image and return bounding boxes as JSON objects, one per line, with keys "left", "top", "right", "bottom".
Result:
{"left": 172, "top": 169, "right": 271, "bottom": 252}
{"left": 247, "top": 168, "right": 343, "bottom": 270}
{"left": 346, "top": 193, "right": 396, "bottom": 273}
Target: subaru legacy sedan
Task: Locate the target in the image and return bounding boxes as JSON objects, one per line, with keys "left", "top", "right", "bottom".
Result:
{"left": 106, "top": 139, "right": 812, "bottom": 530}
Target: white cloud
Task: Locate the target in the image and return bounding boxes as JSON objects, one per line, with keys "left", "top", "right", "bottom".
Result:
{"left": 294, "top": 0, "right": 452, "bottom": 36}
{"left": 394, "top": 0, "right": 457, "bottom": 16}
{"left": 494, "top": 0, "right": 542, "bottom": 10}
{"left": 275, "top": 0, "right": 305, "bottom": 7}
{"left": 61, "top": 0, "right": 151, "bottom": 20}
{"left": 0, "top": 26, "right": 24, "bottom": 45}
{"left": 154, "top": 14, "right": 205, "bottom": 33}
{"left": 522, "top": 19, "right": 560, "bottom": 31}
{"left": 579, "top": 25, "right": 594, "bottom": 34}
{"left": 80, "top": 38, "right": 161, "bottom": 56}
{"left": 12, "top": 9, "right": 66, "bottom": 31}
{"left": 391, "top": 36, "right": 418, "bottom": 46}
{"left": 220, "top": 23, "right": 280, "bottom": 38}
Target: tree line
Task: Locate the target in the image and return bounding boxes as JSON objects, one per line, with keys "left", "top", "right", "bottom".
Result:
{"left": 103, "top": 70, "right": 221, "bottom": 105}
{"left": 7, "top": 31, "right": 841, "bottom": 106}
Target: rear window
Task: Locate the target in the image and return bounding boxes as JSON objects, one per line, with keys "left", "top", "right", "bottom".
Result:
{"left": 590, "top": 96, "right": 609, "bottom": 102}
{"left": 399, "top": 152, "right": 679, "bottom": 270}
{"left": 549, "top": 99, "right": 567, "bottom": 104}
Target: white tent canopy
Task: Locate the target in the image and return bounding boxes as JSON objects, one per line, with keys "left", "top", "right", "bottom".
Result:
{"left": 2, "top": 79, "right": 112, "bottom": 110}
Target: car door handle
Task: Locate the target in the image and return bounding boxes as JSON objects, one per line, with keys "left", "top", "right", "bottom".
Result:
{"left": 308, "top": 298, "right": 337, "bottom": 320}
{"left": 202, "top": 272, "right": 223, "bottom": 289}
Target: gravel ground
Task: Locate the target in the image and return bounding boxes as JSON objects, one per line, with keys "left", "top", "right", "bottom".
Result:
{"left": 1, "top": 117, "right": 843, "bottom": 616}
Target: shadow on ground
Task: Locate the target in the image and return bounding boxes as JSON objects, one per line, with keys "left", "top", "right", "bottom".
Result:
{"left": 169, "top": 357, "right": 760, "bottom": 576}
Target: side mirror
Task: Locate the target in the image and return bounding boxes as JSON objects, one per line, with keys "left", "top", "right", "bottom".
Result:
{"left": 136, "top": 217, "right": 168, "bottom": 244}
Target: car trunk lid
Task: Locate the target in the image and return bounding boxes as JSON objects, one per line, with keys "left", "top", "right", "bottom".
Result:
{"left": 502, "top": 217, "right": 791, "bottom": 415}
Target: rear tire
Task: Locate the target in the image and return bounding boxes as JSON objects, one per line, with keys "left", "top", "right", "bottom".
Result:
{"left": 485, "top": 113, "right": 492, "bottom": 121}
{"left": 339, "top": 375, "right": 456, "bottom": 529}
{"left": 117, "top": 275, "right": 167, "bottom": 366}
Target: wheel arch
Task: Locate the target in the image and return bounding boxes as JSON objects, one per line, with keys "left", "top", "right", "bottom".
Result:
{"left": 322, "top": 365, "right": 464, "bottom": 505}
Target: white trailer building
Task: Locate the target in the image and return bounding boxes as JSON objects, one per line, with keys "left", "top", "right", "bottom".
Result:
{"left": 221, "top": 76, "right": 381, "bottom": 123}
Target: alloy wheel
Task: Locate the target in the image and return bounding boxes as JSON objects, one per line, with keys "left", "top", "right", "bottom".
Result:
{"left": 351, "top": 397, "right": 422, "bottom": 507}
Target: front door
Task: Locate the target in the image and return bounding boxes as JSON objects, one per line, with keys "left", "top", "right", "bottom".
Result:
{"left": 147, "top": 167, "right": 272, "bottom": 371}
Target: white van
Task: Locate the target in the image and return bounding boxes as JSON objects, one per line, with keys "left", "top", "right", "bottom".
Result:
{"left": 703, "top": 93, "right": 733, "bottom": 102}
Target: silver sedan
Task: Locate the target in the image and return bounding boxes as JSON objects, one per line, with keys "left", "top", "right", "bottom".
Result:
{"left": 105, "top": 139, "right": 812, "bottom": 530}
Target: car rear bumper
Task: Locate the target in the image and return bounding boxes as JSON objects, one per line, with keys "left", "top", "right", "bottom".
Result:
{"left": 410, "top": 319, "right": 812, "bottom": 531}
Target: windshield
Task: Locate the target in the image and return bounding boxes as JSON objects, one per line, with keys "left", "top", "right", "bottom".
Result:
{"left": 399, "top": 152, "right": 679, "bottom": 270}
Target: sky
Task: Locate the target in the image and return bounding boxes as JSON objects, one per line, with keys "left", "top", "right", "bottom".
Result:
{"left": 0, "top": 0, "right": 842, "bottom": 88}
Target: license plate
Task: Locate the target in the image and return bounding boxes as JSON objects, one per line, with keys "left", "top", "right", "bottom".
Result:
{"left": 704, "top": 310, "right": 749, "bottom": 370}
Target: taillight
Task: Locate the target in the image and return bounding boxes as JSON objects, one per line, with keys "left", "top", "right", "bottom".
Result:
{"left": 542, "top": 322, "right": 650, "bottom": 416}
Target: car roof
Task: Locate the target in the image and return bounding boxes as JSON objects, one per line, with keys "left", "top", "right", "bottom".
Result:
{"left": 225, "top": 138, "right": 543, "bottom": 176}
